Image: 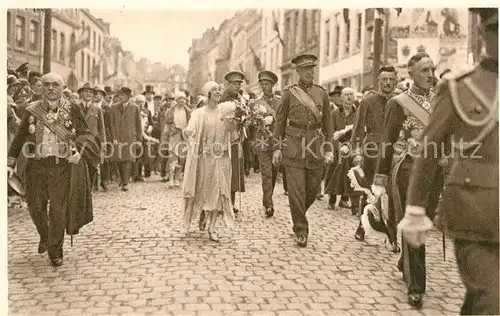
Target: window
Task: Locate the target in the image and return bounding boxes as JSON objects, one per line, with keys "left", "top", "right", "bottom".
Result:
{"left": 70, "top": 33, "right": 76, "bottom": 66}
{"left": 29, "top": 20, "right": 39, "bottom": 50}
{"left": 356, "top": 13, "right": 362, "bottom": 50}
{"left": 7, "top": 11, "right": 12, "bottom": 43}
{"left": 323, "top": 19, "right": 330, "bottom": 65}
{"left": 313, "top": 10, "right": 320, "bottom": 37}
{"left": 60, "top": 33, "right": 66, "bottom": 62}
{"left": 93, "top": 31, "right": 96, "bottom": 51}
{"left": 81, "top": 51, "right": 85, "bottom": 79}
{"left": 87, "top": 55, "right": 91, "bottom": 82}
{"left": 263, "top": 52, "right": 267, "bottom": 69}
{"left": 270, "top": 47, "right": 274, "bottom": 69}
{"left": 345, "top": 17, "right": 351, "bottom": 55}
{"left": 275, "top": 44, "right": 279, "bottom": 69}
{"left": 15, "top": 16, "right": 26, "bottom": 47}
{"left": 302, "top": 10, "right": 307, "bottom": 46}
{"left": 52, "top": 29, "right": 57, "bottom": 59}
{"left": 285, "top": 16, "right": 291, "bottom": 58}
{"left": 92, "top": 58, "right": 96, "bottom": 82}
{"left": 98, "top": 35, "right": 101, "bottom": 55}
{"left": 293, "top": 11, "right": 299, "bottom": 54}
{"left": 333, "top": 14, "right": 340, "bottom": 60}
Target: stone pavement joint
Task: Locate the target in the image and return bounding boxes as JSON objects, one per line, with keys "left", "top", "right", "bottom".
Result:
{"left": 8, "top": 173, "right": 464, "bottom": 315}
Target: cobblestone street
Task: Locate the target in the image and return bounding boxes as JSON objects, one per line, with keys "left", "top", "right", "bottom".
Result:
{"left": 8, "top": 173, "right": 465, "bottom": 316}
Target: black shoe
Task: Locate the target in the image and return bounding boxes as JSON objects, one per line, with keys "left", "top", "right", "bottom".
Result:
{"left": 265, "top": 207, "right": 274, "bottom": 218}
{"left": 38, "top": 241, "right": 47, "bottom": 254}
{"left": 408, "top": 293, "right": 423, "bottom": 309}
{"left": 50, "top": 258, "right": 63, "bottom": 267}
{"left": 354, "top": 225, "right": 365, "bottom": 241}
{"left": 316, "top": 194, "right": 324, "bottom": 201}
{"left": 339, "top": 200, "right": 350, "bottom": 209}
{"left": 100, "top": 183, "right": 108, "bottom": 192}
{"left": 296, "top": 236, "right": 307, "bottom": 247}
{"left": 121, "top": 185, "right": 129, "bottom": 192}
{"left": 391, "top": 242, "right": 401, "bottom": 253}
{"left": 233, "top": 208, "right": 239, "bottom": 214}
{"left": 198, "top": 211, "right": 207, "bottom": 231}
{"left": 161, "top": 177, "right": 169, "bottom": 183}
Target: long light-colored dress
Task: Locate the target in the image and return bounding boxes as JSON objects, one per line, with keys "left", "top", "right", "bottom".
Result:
{"left": 182, "top": 103, "right": 237, "bottom": 229}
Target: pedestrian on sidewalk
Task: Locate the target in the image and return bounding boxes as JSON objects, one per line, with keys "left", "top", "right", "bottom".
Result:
{"left": 182, "top": 81, "right": 238, "bottom": 242}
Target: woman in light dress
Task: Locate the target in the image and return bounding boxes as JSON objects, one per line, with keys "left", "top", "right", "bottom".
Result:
{"left": 181, "top": 81, "right": 239, "bottom": 241}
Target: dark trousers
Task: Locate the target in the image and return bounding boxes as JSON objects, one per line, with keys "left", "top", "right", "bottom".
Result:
{"left": 25, "top": 158, "right": 70, "bottom": 260}
{"left": 258, "top": 151, "right": 278, "bottom": 208}
{"left": 100, "top": 162, "right": 109, "bottom": 184}
{"left": 285, "top": 166, "right": 323, "bottom": 238}
{"left": 89, "top": 165, "right": 98, "bottom": 189}
{"left": 395, "top": 163, "right": 426, "bottom": 295}
{"left": 455, "top": 239, "right": 499, "bottom": 315}
{"left": 281, "top": 167, "right": 288, "bottom": 192}
{"left": 117, "top": 161, "right": 132, "bottom": 187}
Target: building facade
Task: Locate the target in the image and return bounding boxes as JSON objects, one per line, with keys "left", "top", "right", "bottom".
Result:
{"left": 319, "top": 9, "right": 367, "bottom": 92}
{"left": 261, "top": 9, "right": 285, "bottom": 91}
{"left": 187, "top": 27, "right": 217, "bottom": 96}
{"left": 7, "top": 9, "right": 44, "bottom": 72}
{"left": 280, "top": 9, "right": 321, "bottom": 89}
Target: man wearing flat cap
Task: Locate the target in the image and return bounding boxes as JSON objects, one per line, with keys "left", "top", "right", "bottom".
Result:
{"left": 108, "top": 87, "right": 143, "bottom": 191}
{"left": 78, "top": 83, "right": 106, "bottom": 191}
{"left": 7, "top": 73, "right": 100, "bottom": 267}
{"left": 220, "top": 70, "right": 247, "bottom": 214}
{"left": 253, "top": 70, "right": 281, "bottom": 218}
{"left": 272, "top": 53, "right": 333, "bottom": 247}
{"left": 401, "top": 8, "right": 499, "bottom": 314}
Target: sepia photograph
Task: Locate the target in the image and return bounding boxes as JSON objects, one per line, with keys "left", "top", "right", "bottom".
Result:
{"left": 5, "top": 4, "right": 499, "bottom": 316}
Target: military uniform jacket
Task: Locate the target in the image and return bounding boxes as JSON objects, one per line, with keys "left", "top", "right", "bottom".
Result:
{"left": 407, "top": 58, "right": 499, "bottom": 243}
{"left": 273, "top": 81, "right": 333, "bottom": 169}
{"left": 252, "top": 94, "right": 281, "bottom": 153}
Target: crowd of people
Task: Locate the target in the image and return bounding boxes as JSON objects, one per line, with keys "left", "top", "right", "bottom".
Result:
{"left": 6, "top": 7, "right": 498, "bottom": 315}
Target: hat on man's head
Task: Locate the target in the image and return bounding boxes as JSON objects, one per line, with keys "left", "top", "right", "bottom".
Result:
{"left": 104, "top": 86, "right": 113, "bottom": 95}
{"left": 330, "top": 85, "right": 344, "bottom": 96}
{"left": 7, "top": 75, "right": 22, "bottom": 89}
{"left": 291, "top": 53, "right": 318, "bottom": 68}
{"left": 78, "top": 83, "right": 93, "bottom": 94}
{"left": 7, "top": 68, "right": 18, "bottom": 77}
{"left": 224, "top": 71, "right": 246, "bottom": 83}
{"left": 143, "top": 85, "right": 155, "bottom": 95}
{"left": 15, "top": 62, "right": 29, "bottom": 76}
{"left": 118, "top": 87, "right": 132, "bottom": 96}
{"left": 94, "top": 84, "right": 107, "bottom": 95}
{"left": 258, "top": 70, "right": 278, "bottom": 84}
{"left": 164, "top": 92, "right": 175, "bottom": 100}
{"left": 153, "top": 95, "right": 162, "bottom": 100}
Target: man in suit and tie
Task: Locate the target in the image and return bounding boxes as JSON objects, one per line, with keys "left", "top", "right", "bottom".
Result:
{"left": 78, "top": 83, "right": 106, "bottom": 191}
{"left": 109, "top": 87, "right": 143, "bottom": 191}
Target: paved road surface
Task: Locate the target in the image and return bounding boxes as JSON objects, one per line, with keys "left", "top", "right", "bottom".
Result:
{"left": 8, "top": 173, "right": 464, "bottom": 316}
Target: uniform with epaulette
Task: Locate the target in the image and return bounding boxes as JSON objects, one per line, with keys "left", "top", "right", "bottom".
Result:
{"left": 253, "top": 70, "right": 281, "bottom": 218}
{"left": 373, "top": 53, "right": 442, "bottom": 308}
{"left": 402, "top": 8, "right": 498, "bottom": 314}
{"left": 273, "top": 54, "right": 333, "bottom": 247}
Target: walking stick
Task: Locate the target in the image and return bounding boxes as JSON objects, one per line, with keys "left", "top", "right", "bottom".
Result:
{"left": 442, "top": 231, "right": 446, "bottom": 261}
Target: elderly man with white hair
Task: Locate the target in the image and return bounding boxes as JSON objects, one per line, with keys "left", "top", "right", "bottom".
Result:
{"left": 325, "top": 86, "right": 358, "bottom": 212}
{"left": 182, "top": 81, "right": 239, "bottom": 242}
{"left": 162, "top": 90, "right": 191, "bottom": 187}
{"left": 7, "top": 72, "right": 100, "bottom": 267}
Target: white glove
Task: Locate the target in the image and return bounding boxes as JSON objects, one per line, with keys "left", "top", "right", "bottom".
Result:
{"left": 146, "top": 125, "right": 153, "bottom": 134}
{"left": 333, "top": 131, "right": 342, "bottom": 141}
{"left": 340, "top": 145, "right": 350, "bottom": 154}
{"left": 371, "top": 184, "right": 386, "bottom": 197}
{"left": 67, "top": 150, "right": 81, "bottom": 164}
{"left": 263, "top": 116, "right": 274, "bottom": 125}
{"left": 344, "top": 124, "right": 354, "bottom": 132}
{"left": 7, "top": 166, "right": 15, "bottom": 178}
{"left": 324, "top": 151, "right": 334, "bottom": 163}
{"left": 398, "top": 206, "right": 433, "bottom": 247}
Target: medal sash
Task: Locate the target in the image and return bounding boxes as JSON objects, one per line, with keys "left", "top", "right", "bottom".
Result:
{"left": 289, "top": 86, "right": 322, "bottom": 124}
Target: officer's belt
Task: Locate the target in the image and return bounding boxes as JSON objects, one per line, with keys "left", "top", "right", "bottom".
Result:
{"left": 288, "top": 121, "right": 321, "bottom": 130}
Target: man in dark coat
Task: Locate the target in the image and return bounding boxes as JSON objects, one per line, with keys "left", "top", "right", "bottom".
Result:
{"left": 94, "top": 85, "right": 113, "bottom": 191}
{"left": 108, "top": 87, "right": 143, "bottom": 191}
{"left": 78, "top": 83, "right": 106, "bottom": 191}
{"left": 7, "top": 73, "right": 100, "bottom": 267}
{"left": 220, "top": 71, "right": 247, "bottom": 214}
{"left": 272, "top": 53, "right": 333, "bottom": 247}
{"left": 350, "top": 65, "right": 398, "bottom": 241}
{"left": 372, "top": 53, "right": 441, "bottom": 308}
{"left": 401, "top": 8, "right": 499, "bottom": 314}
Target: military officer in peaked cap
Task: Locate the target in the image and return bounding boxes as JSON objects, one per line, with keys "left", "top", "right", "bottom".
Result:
{"left": 400, "top": 8, "right": 498, "bottom": 314}
{"left": 221, "top": 70, "right": 247, "bottom": 214}
{"left": 272, "top": 53, "right": 333, "bottom": 247}
{"left": 253, "top": 70, "right": 281, "bottom": 218}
